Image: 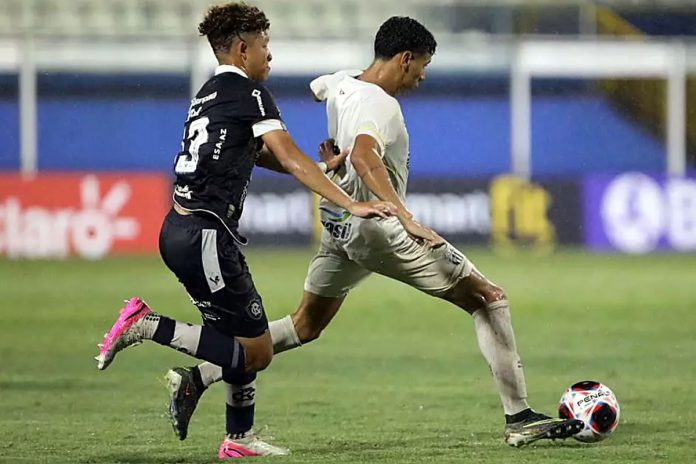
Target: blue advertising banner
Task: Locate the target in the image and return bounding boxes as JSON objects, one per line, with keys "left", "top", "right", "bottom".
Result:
{"left": 239, "top": 176, "right": 583, "bottom": 248}
{"left": 584, "top": 172, "right": 696, "bottom": 253}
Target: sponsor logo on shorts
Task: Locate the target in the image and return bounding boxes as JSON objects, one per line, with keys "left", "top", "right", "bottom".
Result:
{"left": 321, "top": 220, "right": 353, "bottom": 241}
{"left": 319, "top": 207, "right": 353, "bottom": 241}
{"left": 201, "top": 312, "right": 220, "bottom": 322}
{"left": 319, "top": 207, "right": 351, "bottom": 222}
{"left": 247, "top": 300, "right": 264, "bottom": 320}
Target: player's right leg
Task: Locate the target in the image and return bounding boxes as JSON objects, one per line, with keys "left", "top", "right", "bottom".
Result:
{"left": 95, "top": 296, "right": 251, "bottom": 373}
{"left": 95, "top": 209, "right": 270, "bottom": 374}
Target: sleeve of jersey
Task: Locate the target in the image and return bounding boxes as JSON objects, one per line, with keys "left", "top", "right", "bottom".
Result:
{"left": 248, "top": 85, "right": 287, "bottom": 138}
{"left": 353, "top": 98, "right": 398, "bottom": 158}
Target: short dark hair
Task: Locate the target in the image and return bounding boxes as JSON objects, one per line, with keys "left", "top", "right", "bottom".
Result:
{"left": 374, "top": 16, "right": 437, "bottom": 60}
{"left": 198, "top": 2, "right": 270, "bottom": 54}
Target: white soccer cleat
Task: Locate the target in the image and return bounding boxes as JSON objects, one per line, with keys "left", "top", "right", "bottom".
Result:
{"left": 218, "top": 433, "right": 290, "bottom": 458}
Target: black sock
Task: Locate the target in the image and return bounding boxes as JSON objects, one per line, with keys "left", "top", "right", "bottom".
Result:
{"left": 223, "top": 369, "right": 257, "bottom": 437}
{"left": 151, "top": 315, "right": 175, "bottom": 344}
{"left": 505, "top": 408, "right": 532, "bottom": 424}
{"left": 191, "top": 365, "right": 206, "bottom": 392}
{"left": 197, "top": 327, "right": 246, "bottom": 373}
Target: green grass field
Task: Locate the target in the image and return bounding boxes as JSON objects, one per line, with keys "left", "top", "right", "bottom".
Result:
{"left": 1, "top": 248, "right": 695, "bottom": 463}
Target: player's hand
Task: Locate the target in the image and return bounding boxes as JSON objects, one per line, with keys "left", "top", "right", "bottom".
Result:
{"left": 399, "top": 216, "right": 445, "bottom": 247}
{"left": 348, "top": 201, "right": 397, "bottom": 219}
{"left": 318, "top": 138, "right": 348, "bottom": 172}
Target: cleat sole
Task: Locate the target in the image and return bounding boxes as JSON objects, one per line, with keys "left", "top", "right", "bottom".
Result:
{"left": 164, "top": 370, "right": 185, "bottom": 439}
{"left": 506, "top": 419, "right": 584, "bottom": 447}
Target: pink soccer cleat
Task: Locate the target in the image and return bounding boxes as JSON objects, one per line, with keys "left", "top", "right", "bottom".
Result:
{"left": 218, "top": 434, "right": 289, "bottom": 459}
{"left": 95, "top": 297, "right": 151, "bottom": 371}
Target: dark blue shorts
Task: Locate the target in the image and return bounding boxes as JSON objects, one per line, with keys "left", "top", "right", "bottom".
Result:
{"left": 158, "top": 208, "right": 268, "bottom": 338}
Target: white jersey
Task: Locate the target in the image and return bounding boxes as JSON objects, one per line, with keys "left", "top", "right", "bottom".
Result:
{"left": 304, "top": 71, "right": 473, "bottom": 296}
{"left": 310, "top": 71, "right": 410, "bottom": 207}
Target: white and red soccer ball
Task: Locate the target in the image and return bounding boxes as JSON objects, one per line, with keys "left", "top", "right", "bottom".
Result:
{"left": 558, "top": 381, "right": 620, "bottom": 443}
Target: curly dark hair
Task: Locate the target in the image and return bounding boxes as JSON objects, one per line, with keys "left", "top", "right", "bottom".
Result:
{"left": 198, "top": 2, "right": 270, "bottom": 54}
{"left": 374, "top": 16, "right": 436, "bottom": 59}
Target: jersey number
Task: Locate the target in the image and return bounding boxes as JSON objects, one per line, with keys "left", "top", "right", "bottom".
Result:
{"left": 175, "top": 117, "right": 209, "bottom": 174}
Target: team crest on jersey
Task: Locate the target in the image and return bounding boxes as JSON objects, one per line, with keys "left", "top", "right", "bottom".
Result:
{"left": 246, "top": 300, "right": 264, "bottom": 320}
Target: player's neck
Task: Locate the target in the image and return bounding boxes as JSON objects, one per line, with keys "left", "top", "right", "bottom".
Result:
{"left": 358, "top": 61, "right": 400, "bottom": 96}
{"left": 217, "top": 57, "right": 250, "bottom": 78}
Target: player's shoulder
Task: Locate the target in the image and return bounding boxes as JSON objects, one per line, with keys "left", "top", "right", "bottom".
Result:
{"left": 355, "top": 84, "right": 400, "bottom": 116}
{"left": 340, "top": 78, "right": 397, "bottom": 108}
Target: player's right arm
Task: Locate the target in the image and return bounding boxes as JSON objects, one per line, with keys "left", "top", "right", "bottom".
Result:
{"left": 351, "top": 134, "right": 443, "bottom": 246}
{"left": 261, "top": 130, "right": 396, "bottom": 219}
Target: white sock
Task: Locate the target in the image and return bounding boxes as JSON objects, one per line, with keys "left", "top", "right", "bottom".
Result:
{"left": 198, "top": 362, "right": 223, "bottom": 387}
{"left": 269, "top": 315, "right": 302, "bottom": 354}
{"left": 195, "top": 315, "right": 301, "bottom": 388}
{"left": 472, "top": 300, "right": 529, "bottom": 416}
{"left": 138, "top": 312, "right": 162, "bottom": 339}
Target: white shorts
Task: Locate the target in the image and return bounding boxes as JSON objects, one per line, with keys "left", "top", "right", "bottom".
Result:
{"left": 304, "top": 214, "right": 473, "bottom": 298}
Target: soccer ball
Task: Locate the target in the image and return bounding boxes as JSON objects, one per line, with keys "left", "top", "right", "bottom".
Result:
{"left": 558, "top": 380, "right": 620, "bottom": 443}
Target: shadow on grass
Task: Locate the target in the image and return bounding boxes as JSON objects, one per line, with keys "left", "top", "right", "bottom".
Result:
{"left": 0, "top": 379, "right": 104, "bottom": 392}
{"left": 303, "top": 433, "right": 592, "bottom": 457}
{"left": 79, "top": 452, "right": 213, "bottom": 464}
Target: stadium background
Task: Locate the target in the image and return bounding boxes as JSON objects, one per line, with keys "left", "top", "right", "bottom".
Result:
{"left": 1, "top": 1, "right": 695, "bottom": 463}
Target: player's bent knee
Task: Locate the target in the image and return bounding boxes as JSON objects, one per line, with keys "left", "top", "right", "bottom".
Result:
{"left": 446, "top": 278, "right": 508, "bottom": 314}
{"left": 293, "top": 321, "right": 324, "bottom": 344}
{"left": 292, "top": 302, "right": 336, "bottom": 344}
{"left": 246, "top": 346, "right": 273, "bottom": 372}
{"left": 483, "top": 285, "right": 507, "bottom": 304}
{"left": 240, "top": 335, "right": 274, "bottom": 372}
{"left": 300, "top": 326, "right": 324, "bottom": 344}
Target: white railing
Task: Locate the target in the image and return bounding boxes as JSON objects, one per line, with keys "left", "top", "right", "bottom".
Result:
{"left": 3, "top": 35, "right": 694, "bottom": 177}
{"left": 510, "top": 39, "right": 696, "bottom": 177}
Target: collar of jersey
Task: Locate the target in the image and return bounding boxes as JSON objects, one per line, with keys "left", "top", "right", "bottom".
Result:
{"left": 215, "top": 64, "right": 248, "bottom": 79}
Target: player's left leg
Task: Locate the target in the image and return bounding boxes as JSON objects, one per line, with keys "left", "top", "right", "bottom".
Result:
{"left": 441, "top": 269, "right": 530, "bottom": 420}
{"left": 166, "top": 243, "right": 366, "bottom": 441}
{"left": 166, "top": 290, "right": 347, "bottom": 441}
{"left": 442, "top": 268, "right": 583, "bottom": 446}
{"left": 355, "top": 235, "right": 582, "bottom": 446}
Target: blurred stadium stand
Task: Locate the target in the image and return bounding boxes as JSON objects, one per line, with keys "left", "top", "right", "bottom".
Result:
{"left": 0, "top": 0, "right": 693, "bottom": 39}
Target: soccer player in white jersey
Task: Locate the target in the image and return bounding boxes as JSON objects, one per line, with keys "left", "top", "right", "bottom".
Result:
{"left": 166, "top": 16, "right": 583, "bottom": 448}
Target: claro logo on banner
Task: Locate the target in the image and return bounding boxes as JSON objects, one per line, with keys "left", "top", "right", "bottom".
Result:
{"left": 585, "top": 172, "right": 696, "bottom": 253}
{"left": 0, "top": 174, "right": 169, "bottom": 259}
